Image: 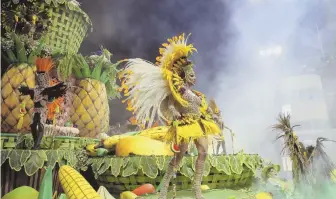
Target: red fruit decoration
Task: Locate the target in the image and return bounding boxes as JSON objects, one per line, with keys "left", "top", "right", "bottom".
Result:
{"left": 132, "top": 184, "right": 155, "bottom": 196}
{"left": 171, "top": 143, "right": 181, "bottom": 153}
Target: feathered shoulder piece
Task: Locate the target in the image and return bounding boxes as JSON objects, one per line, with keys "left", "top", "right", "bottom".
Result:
{"left": 156, "top": 33, "right": 197, "bottom": 107}
{"left": 118, "top": 33, "right": 197, "bottom": 128}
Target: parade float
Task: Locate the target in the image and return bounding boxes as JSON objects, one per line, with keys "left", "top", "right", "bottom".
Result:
{"left": 2, "top": 1, "right": 335, "bottom": 199}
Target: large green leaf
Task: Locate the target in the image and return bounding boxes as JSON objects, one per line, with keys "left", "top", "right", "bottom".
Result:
{"left": 122, "top": 157, "right": 139, "bottom": 177}
{"left": 216, "top": 156, "right": 231, "bottom": 175}
{"left": 38, "top": 167, "right": 53, "bottom": 199}
{"left": 20, "top": 150, "right": 31, "bottom": 166}
{"left": 203, "top": 156, "right": 212, "bottom": 176}
{"left": 13, "top": 33, "right": 27, "bottom": 63}
{"left": 229, "top": 156, "right": 243, "bottom": 175}
{"left": 156, "top": 156, "right": 167, "bottom": 171}
{"left": 180, "top": 158, "right": 194, "bottom": 179}
{"left": 57, "top": 150, "right": 66, "bottom": 167}
{"left": 98, "top": 158, "right": 111, "bottom": 176}
{"left": 140, "top": 156, "right": 158, "bottom": 179}
{"left": 64, "top": 150, "right": 77, "bottom": 167}
{"left": 24, "top": 150, "right": 48, "bottom": 176}
{"left": 9, "top": 150, "right": 23, "bottom": 171}
{"left": 1, "top": 150, "right": 11, "bottom": 166}
{"left": 46, "top": 150, "right": 58, "bottom": 169}
{"left": 91, "top": 56, "right": 104, "bottom": 80}
{"left": 91, "top": 158, "right": 105, "bottom": 178}
{"left": 24, "top": 136, "right": 34, "bottom": 149}
{"left": 209, "top": 155, "right": 218, "bottom": 167}
{"left": 110, "top": 157, "right": 123, "bottom": 177}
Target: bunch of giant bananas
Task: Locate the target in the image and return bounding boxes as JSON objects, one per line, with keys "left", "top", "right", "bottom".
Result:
{"left": 85, "top": 126, "right": 170, "bottom": 157}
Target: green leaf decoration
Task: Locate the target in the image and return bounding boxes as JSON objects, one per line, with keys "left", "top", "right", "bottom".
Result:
{"left": 9, "top": 150, "right": 23, "bottom": 171}
{"left": 98, "top": 158, "right": 111, "bottom": 176}
{"left": 156, "top": 156, "right": 167, "bottom": 171}
{"left": 237, "top": 153, "right": 246, "bottom": 166}
{"left": 203, "top": 157, "right": 212, "bottom": 176}
{"left": 64, "top": 150, "right": 77, "bottom": 167}
{"left": 216, "top": 156, "right": 231, "bottom": 175}
{"left": 25, "top": 137, "right": 34, "bottom": 149}
{"left": 20, "top": 150, "right": 31, "bottom": 166}
{"left": 57, "top": 150, "right": 66, "bottom": 167}
{"left": 229, "top": 155, "right": 243, "bottom": 175}
{"left": 209, "top": 155, "right": 218, "bottom": 167}
{"left": 140, "top": 156, "right": 159, "bottom": 179}
{"left": 110, "top": 157, "right": 123, "bottom": 177}
{"left": 191, "top": 156, "right": 197, "bottom": 171}
{"left": 180, "top": 158, "right": 194, "bottom": 179}
{"left": 122, "top": 157, "right": 139, "bottom": 177}
{"left": 122, "top": 157, "right": 130, "bottom": 168}
{"left": 40, "top": 136, "right": 55, "bottom": 149}
{"left": 244, "top": 155, "right": 257, "bottom": 173}
{"left": 24, "top": 150, "right": 48, "bottom": 176}
{"left": 46, "top": 150, "right": 58, "bottom": 169}
{"left": 38, "top": 167, "right": 53, "bottom": 199}
{"left": 91, "top": 158, "right": 105, "bottom": 178}
{"left": 1, "top": 150, "right": 11, "bottom": 166}
{"left": 15, "top": 133, "right": 26, "bottom": 147}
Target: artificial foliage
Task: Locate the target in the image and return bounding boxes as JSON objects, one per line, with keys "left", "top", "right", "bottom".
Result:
{"left": 58, "top": 48, "right": 122, "bottom": 99}
{"left": 94, "top": 154, "right": 263, "bottom": 193}
{"left": 1, "top": 32, "right": 49, "bottom": 66}
{"left": 1, "top": 133, "right": 100, "bottom": 150}
{"left": 91, "top": 154, "right": 262, "bottom": 180}
{"left": 1, "top": 149, "right": 89, "bottom": 176}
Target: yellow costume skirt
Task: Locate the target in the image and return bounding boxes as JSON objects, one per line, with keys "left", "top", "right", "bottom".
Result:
{"left": 164, "top": 118, "right": 221, "bottom": 145}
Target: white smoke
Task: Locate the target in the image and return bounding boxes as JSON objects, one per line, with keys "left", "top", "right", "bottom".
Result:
{"left": 213, "top": 0, "right": 336, "bottom": 164}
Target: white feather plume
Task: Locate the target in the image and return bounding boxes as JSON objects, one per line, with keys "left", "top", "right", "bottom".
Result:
{"left": 123, "top": 58, "right": 171, "bottom": 128}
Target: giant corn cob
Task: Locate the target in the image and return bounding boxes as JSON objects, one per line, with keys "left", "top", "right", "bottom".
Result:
{"left": 58, "top": 165, "right": 101, "bottom": 199}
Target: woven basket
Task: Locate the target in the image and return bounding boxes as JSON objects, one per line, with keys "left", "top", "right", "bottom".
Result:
{"left": 96, "top": 156, "right": 256, "bottom": 194}
{"left": 40, "top": 1, "right": 92, "bottom": 54}
{"left": 0, "top": 133, "right": 99, "bottom": 150}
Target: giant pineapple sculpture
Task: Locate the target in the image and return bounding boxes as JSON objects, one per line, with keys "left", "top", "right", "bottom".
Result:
{"left": 1, "top": 34, "right": 39, "bottom": 133}
{"left": 1, "top": 0, "right": 92, "bottom": 133}
{"left": 67, "top": 49, "right": 122, "bottom": 137}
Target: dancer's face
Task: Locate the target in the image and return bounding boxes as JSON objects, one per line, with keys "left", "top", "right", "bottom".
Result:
{"left": 183, "top": 64, "right": 196, "bottom": 86}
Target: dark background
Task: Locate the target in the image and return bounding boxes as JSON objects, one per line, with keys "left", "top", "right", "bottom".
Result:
{"left": 78, "top": 0, "right": 234, "bottom": 125}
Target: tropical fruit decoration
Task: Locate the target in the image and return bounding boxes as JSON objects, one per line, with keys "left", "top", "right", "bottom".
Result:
{"left": 1, "top": 186, "right": 39, "bottom": 199}
{"left": 1, "top": 33, "right": 46, "bottom": 133}
{"left": 59, "top": 165, "right": 101, "bottom": 199}
{"left": 115, "top": 136, "right": 173, "bottom": 156}
{"left": 58, "top": 48, "right": 122, "bottom": 137}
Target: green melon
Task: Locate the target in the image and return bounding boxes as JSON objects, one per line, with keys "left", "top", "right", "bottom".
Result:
{"left": 2, "top": 186, "right": 39, "bottom": 199}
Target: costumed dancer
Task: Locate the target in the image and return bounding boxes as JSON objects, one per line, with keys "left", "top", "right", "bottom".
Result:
{"left": 208, "top": 99, "right": 226, "bottom": 154}
{"left": 119, "top": 33, "right": 221, "bottom": 199}
{"left": 18, "top": 57, "right": 67, "bottom": 149}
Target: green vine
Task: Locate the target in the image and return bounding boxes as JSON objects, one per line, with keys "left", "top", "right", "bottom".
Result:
{"left": 1, "top": 149, "right": 89, "bottom": 176}
{"left": 90, "top": 154, "right": 263, "bottom": 180}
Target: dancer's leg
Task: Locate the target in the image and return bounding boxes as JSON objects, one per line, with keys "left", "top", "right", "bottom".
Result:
{"left": 159, "top": 142, "right": 188, "bottom": 199}
{"left": 193, "top": 137, "right": 208, "bottom": 199}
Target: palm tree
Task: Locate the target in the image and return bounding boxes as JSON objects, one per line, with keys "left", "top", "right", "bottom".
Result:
{"left": 272, "top": 114, "right": 308, "bottom": 187}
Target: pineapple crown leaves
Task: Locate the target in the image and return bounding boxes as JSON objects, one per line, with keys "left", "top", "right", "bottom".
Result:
{"left": 1, "top": 32, "right": 48, "bottom": 66}
{"left": 58, "top": 47, "right": 125, "bottom": 99}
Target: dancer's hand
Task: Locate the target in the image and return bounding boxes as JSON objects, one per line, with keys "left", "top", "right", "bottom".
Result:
{"left": 172, "top": 110, "right": 181, "bottom": 119}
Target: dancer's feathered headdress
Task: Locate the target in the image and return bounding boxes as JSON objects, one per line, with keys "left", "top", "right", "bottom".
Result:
{"left": 36, "top": 57, "right": 54, "bottom": 73}
{"left": 156, "top": 33, "right": 197, "bottom": 107}
{"left": 119, "top": 33, "right": 197, "bottom": 127}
